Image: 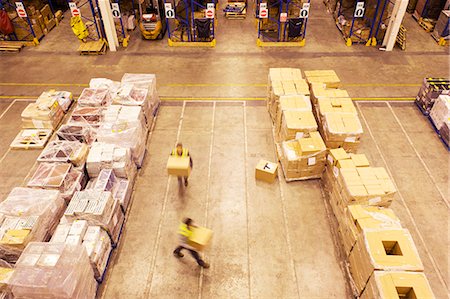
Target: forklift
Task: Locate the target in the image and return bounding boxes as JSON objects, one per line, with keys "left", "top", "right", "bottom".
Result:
{"left": 138, "top": 0, "right": 167, "bottom": 39}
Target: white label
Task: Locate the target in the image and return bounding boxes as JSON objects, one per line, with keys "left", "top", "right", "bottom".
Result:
{"left": 300, "top": 3, "right": 310, "bottom": 18}
{"left": 205, "top": 6, "right": 215, "bottom": 19}
{"left": 333, "top": 166, "right": 339, "bottom": 177}
{"left": 111, "top": 3, "right": 121, "bottom": 18}
{"left": 15, "top": 2, "right": 27, "bottom": 18}
{"left": 327, "top": 155, "right": 334, "bottom": 164}
{"left": 308, "top": 157, "right": 316, "bottom": 166}
{"left": 345, "top": 136, "right": 356, "bottom": 143}
{"left": 369, "top": 196, "right": 381, "bottom": 205}
{"left": 295, "top": 132, "right": 304, "bottom": 139}
{"left": 207, "top": 3, "right": 215, "bottom": 8}
{"left": 280, "top": 12, "right": 287, "bottom": 22}
{"left": 354, "top": 2, "right": 365, "bottom": 17}
{"left": 69, "top": 2, "right": 81, "bottom": 17}
{"left": 259, "top": 3, "right": 268, "bottom": 18}
{"left": 164, "top": 3, "right": 175, "bottom": 19}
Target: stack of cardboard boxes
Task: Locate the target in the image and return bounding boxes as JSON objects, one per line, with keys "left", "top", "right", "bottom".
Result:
{"left": 415, "top": 78, "right": 450, "bottom": 115}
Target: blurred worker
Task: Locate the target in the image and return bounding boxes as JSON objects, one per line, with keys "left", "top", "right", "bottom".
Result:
{"left": 173, "top": 218, "right": 209, "bottom": 268}
{"left": 170, "top": 142, "right": 193, "bottom": 187}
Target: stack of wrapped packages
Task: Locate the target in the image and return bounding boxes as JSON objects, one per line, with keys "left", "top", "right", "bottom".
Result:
{"left": 51, "top": 220, "right": 112, "bottom": 281}
{"left": 268, "top": 68, "right": 328, "bottom": 181}
{"left": 415, "top": 78, "right": 450, "bottom": 115}
{"left": 305, "top": 71, "right": 363, "bottom": 153}
{"left": 322, "top": 148, "right": 435, "bottom": 298}
{"left": 429, "top": 94, "right": 450, "bottom": 146}
{"left": 0, "top": 188, "right": 64, "bottom": 263}
{"left": 8, "top": 242, "right": 97, "bottom": 298}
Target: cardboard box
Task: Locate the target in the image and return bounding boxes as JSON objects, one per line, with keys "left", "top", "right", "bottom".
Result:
{"left": 327, "top": 148, "right": 350, "bottom": 166}
{"left": 350, "top": 154, "right": 370, "bottom": 167}
{"left": 167, "top": 156, "right": 191, "bottom": 177}
{"left": 255, "top": 160, "right": 278, "bottom": 183}
{"left": 317, "top": 98, "right": 356, "bottom": 115}
{"left": 304, "top": 70, "right": 341, "bottom": 89}
{"left": 349, "top": 229, "right": 424, "bottom": 294}
{"left": 321, "top": 113, "right": 363, "bottom": 152}
{"left": 277, "top": 110, "right": 318, "bottom": 141}
{"left": 188, "top": 226, "right": 213, "bottom": 251}
{"left": 360, "top": 271, "right": 435, "bottom": 299}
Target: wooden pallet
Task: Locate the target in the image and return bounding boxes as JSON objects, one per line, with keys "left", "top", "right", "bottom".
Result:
{"left": 78, "top": 40, "right": 107, "bottom": 55}
{"left": 0, "top": 42, "right": 23, "bottom": 53}
{"left": 418, "top": 18, "right": 435, "bottom": 32}
{"left": 396, "top": 25, "right": 406, "bottom": 50}
{"left": 10, "top": 129, "right": 53, "bottom": 150}
{"left": 225, "top": 9, "right": 247, "bottom": 19}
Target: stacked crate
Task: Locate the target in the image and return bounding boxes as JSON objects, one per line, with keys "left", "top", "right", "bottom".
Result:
{"left": 415, "top": 78, "right": 450, "bottom": 115}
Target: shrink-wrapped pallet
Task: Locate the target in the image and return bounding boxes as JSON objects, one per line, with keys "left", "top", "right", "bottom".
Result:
{"left": 70, "top": 106, "right": 104, "bottom": 127}
{"left": 429, "top": 94, "right": 450, "bottom": 130}
{"left": 439, "top": 120, "right": 450, "bottom": 146}
{"left": 0, "top": 260, "right": 14, "bottom": 297}
{"left": 0, "top": 188, "right": 64, "bottom": 262}
{"left": 51, "top": 222, "right": 112, "bottom": 281}
{"left": 27, "top": 163, "right": 86, "bottom": 203}
{"left": 9, "top": 242, "right": 97, "bottom": 299}
{"left": 38, "top": 141, "right": 89, "bottom": 167}
{"left": 62, "top": 190, "right": 124, "bottom": 245}
{"left": 21, "top": 100, "right": 64, "bottom": 130}
{"left": 86, "top": 142, "right": 136, "bottom": 180}
{"left": 415, "top": 78, "right": 450, "bottom": 115}
{"left": 320, "top": 112, "right": 363, "bottom": 152}
{"left": 57, "top": 124, "right": 97, "bottom": 144}
{"left": 78, "top": 88, "right": 112, "bottom": 107}
{"left": 37, "top": 90, "right": 73, "bottom": 113}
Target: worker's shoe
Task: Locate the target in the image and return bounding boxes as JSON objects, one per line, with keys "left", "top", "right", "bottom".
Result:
{"left": 184, "top": 179, "right": 189, "bottom": 187}
{"left": 173, "top": 251, "right": 184, "bottom": 258}
{"left": 199, "top": 261, "right": 210, "bottom": 269}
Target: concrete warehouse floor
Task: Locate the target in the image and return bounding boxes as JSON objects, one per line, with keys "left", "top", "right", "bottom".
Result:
{"left": 0, "top": 0, "right": 449, "bottom": 298}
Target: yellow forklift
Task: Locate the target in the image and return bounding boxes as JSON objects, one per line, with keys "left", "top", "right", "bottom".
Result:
{"left": 138, "top": 0, "right": 167, "bottom": 39}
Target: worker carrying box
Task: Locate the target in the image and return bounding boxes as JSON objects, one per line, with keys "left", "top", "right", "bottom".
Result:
{"left": 173, "top": 218, "right": 211, "bottom": 268}
{"left": 167, "top": 142, "right": 193, "bottom": 188}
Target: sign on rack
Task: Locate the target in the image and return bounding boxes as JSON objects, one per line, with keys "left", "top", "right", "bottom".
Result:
{"left": 111, "top": 3, "right": 121, "bottom": 19}
{"left": 299, "top": 3, "right": 310, "bottom": 18}
{"left": 259, "top": 3, "right": 268, "bottom": 18}
{"left": 280, "top": 12, "right": 287, "bottom": 22}
{"left": 205, "top": 3, "right": 215, "bottom": 19}
{"left": 15, "top": 2, "right": 27, "bottom": 18}
{"left": 69, "top": 2, "right": 81, "bottom": 17}
{"left": 354, "top": 2, "right": 365, "bottom": 18}
{"left": 164, "top": 3, "right": 175, "bottom": 19}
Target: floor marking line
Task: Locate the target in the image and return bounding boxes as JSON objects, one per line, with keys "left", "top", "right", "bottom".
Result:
{"left": 162, "top": 97, "right": 266, "bottom": 101}
{"left": 0, "top": 83, "right": 88, "bottom": 87}
{"left": 356, "top": 102, "right": 449, "bottom": 296}
{"left": 270, "top": 130, "right": 301, "bottom": 299}
{"left": 0, "top": 99, "right": 16, "bottom": 120}
{"left": 198, "top": 101, "right": 216, "bottom": 299}
{"left": 243, "top": 101, "right": 253, "bottom": 299}
{"left": 164, "top": 83, "right": 267, "bottom": 87}
{"left": 144, "top": 101, "right": 186, "bottom": 298}
{"left": 343, "top": 83, "right": 421, "bottom": 87}
{"left": 387, "top": 102, "right": 449, "bottom": 210}
{"left": 0, "top": 149, "right": 11, "bottom": 167}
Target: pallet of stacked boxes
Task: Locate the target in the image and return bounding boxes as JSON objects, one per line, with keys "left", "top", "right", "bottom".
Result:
{"left": 415, "top": 78, "right": 450, "bottom": 115}
{"left": 277, "top": 132, "right": 327, "bottom": 181}
{"left": 8, "top": 242, "right": 97, "bottom": 298}
{"left": 57, "top": 124, "right": 97, "bottom": 144}
{"left": 21, "top": 96, "right": 65, "bottom": 130}
{"left": 0, "top": 188, "right": 65, "bottom": 263}
{"left": 267, "top": 68, "right": 310, "bottom": 122}
{"left": 37, "top": 90, "right": 73, "bottom": 113}
{"left": 62, "top": 190, "right": 125, "bottom": 247}
{"left": 38, "top": 140, "right": 89, "bottom": 167}
{"left": 51, "top": 220, "right": 113, "bottom": 282}
{"left": 439, "top": 121, "right": 450, "bottom": 148}
{"left": 304, "top": 70, "right": 349, "bottom": 105}
{"left": 0, "top": 260, "right": 13, "bottom": 298}
{"left": 360, "top": 271, "right": 435, "bottom": 299}
{"left": 320, "top": 112, "right": 363, "bottom": 153}
{"left": 275, "top": 109, "right": 318, "bottom": 142}
{"left": 314, "top": 97, "right": 357, "bottom": 128}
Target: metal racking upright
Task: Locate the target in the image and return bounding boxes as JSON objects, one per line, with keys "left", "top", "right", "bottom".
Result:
{"left": 66, "top": 0, "right": 105, "bottom": 40}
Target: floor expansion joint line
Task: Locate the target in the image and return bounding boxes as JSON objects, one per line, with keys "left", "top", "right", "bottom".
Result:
{"left": 0, "top": 99, "right": 16, "bottom": 120}
{"left": 270, "top": 127, "right": 301, "bottom": 299}
{"left": 143, "top": 101, "right": 186, "bottom": 298}
{"left": 386, "top": 103, "right": 449, "bottom": 209}
{"left": 197, "top": 101, "right": 216, "bottom": 299}
{"left": 356, "top": 102, "right": 450, "bottom": 296}
{"left": 243, "top": 101, "right": 252, "bottom": 299}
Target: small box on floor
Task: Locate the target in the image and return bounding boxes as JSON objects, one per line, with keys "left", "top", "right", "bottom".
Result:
{"left": 167, "top": 156, "right": 191, "bottom": 177}
{"left": 188, "top": 226, "right": 213, "bottom": 251}
{"left": 255, "top": 160, "right": 278, "bottom": 183}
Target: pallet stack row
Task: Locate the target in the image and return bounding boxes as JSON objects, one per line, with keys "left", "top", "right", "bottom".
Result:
{"left": 415, "top": 77, "right": 450, "bottom": 148}
{"left": 266, "top": 68, "right": 436, "bottom": 298}
{"left": 0, "top": 73, "right": 160, "bottom": 298}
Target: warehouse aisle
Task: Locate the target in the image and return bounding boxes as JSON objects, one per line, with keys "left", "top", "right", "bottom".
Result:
{"left": 99, "top": 101, "right": 349, "bottom": 298}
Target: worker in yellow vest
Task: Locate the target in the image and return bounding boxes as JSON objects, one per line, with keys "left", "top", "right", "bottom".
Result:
{"left": 170, "top": 142, "right": 193, "bottom": 187}
{"left": 173, "top": 218, "right": 209, "bottom": 268}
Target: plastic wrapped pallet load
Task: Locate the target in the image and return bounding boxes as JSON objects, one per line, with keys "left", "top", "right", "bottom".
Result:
{"left": 267, "top": 68, "right": 310, "bottom": 122}
{"left": 51, "top": 221, "right": 112, "bottom": 281}
{"left": 415, "top": 78, "right": 450, "bottom": 115}
{"left": 37, "top": 90, "right": 73, "bottom": 113}
{"left": 429, "top": 94, "right": 450, "bottom": 130}
{"left": 0, "top": 188, "right": 64, "bottom": 263}
{"left": 320, "top": 112, "right": 363, "bottom": 153}
{"left": 77, "top": 88, "right": 113, "bottom": 107}
{"left": 360, "top": 271, "right": 435, "bottom": 299}
{"left": 348, "top": 229, "right": 424, "bottom": 295}
{"left": 62, "top": 190, "right": 125, "bottom": 246}
{"left": 57, "top": 124, "right": 97, "bottom": 144}
{"left": 21, "top": 98, "right": 64, "bottom": 130}
{"left": 9, "top": 242, "right": 97, "bottom": 299}
{"left": 277, "top": 132, "right": 327, "bottom": 181}
{"left": 70, "top": 106, "right": 104, "bottom": 127}
{"left": 37, "top": 140, "right": 89, "bottom": 167}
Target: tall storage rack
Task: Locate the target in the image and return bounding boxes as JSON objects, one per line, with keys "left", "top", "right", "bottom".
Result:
{"left": 66, "top": 0, "right": 104, "bottom": 40}
{"left": 256, "top": 0, "right": 310, "bottom": 46}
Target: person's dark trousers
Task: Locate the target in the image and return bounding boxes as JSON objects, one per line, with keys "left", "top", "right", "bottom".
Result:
{"left": 173, "top": 246, "right": 205, "bottom": 266}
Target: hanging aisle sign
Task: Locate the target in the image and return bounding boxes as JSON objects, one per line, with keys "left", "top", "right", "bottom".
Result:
{"left": 299, "top": 3, "right": 310, "bottom": 18}
{"left": 69, "top": 2, "right": 81, "bottom": 17}
{"left": 111, "top": 3, "right": 121, "bottom": 19}
{"left": 15, "top": 2, "right": 27, "bottom": 18}
{"left": 259, "top": 3, "right": 268, "bottom": 18}
{"left": 205, "top": 3, "right": 215, "bottom": 19}
{"left": 354, "top": 2, "right": 365, "bottom": 18}
{"left": 164, "top": 3, "right": 175, "bottom": 19}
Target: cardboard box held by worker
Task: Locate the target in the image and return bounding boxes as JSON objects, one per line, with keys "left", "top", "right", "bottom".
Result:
{"left": 188, "top": 227, "right": 213, "bottom": 251}
{"left": 167, "top": 156, "right": 191, "bottom": 177}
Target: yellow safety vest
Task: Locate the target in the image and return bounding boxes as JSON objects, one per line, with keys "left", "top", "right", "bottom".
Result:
{"left": 179, "top": 223, "right": 192, "bottom": 238}
{"left": 172, "top": 148, "right": 189, "bottom": 157}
